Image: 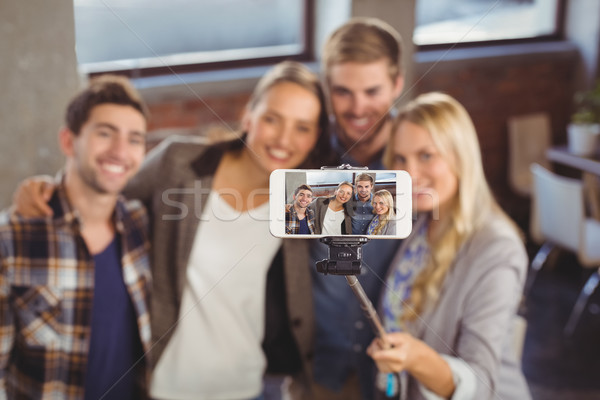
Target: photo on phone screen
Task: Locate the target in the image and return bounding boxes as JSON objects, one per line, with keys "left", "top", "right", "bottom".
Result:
{"left": 269, "top": 169, "right": 412, "bottom": 239}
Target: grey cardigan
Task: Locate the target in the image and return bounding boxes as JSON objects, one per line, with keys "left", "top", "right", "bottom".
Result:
{"left": 384, "top": 213, "right": 531, "bottom": 400}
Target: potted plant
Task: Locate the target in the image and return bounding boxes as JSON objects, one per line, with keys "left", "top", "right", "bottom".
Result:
{"left": 568, "top": 81, "right": 600, "bottom": 155}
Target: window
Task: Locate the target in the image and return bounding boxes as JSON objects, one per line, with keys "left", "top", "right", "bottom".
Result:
{"left": 74, "top": 0, "right": 311, "bottom": 76}
{"left": 414, "top": 0, "right": 562, "bottom": 47}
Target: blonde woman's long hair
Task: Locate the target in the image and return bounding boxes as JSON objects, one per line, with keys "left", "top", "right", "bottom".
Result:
{"left": 371, "top": 189, "right": 395, "bottom": 235}
{"left": 383, "top": 92, "right": 515, "bottom": 322}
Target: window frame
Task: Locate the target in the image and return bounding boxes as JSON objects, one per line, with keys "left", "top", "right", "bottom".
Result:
{"left": 413, "top": 0, "right": 567, "bottom": 52}
{"left": 82, "top": 0, "right": 315, "bottom": 78}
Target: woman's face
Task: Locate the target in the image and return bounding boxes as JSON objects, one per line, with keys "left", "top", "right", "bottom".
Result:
{"left": 243, "top": 81, "right": 321, "bottom": 174}
{"left": 335, "top": 184, "right": 353, "bottom": 204}
{"left": 390, "top": 120, "right": 458, "bottom": 214}
{"left": 372, "top": 195, "right": 389, "bottom": 215}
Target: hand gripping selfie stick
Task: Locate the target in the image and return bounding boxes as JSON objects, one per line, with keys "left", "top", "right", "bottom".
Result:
{"left": 316, "top": 165, "right": 397, "bottom": 397}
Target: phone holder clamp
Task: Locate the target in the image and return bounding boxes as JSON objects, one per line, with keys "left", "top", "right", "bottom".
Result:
{"left": 316, "top": 236, "right": 368, "bottom": 276}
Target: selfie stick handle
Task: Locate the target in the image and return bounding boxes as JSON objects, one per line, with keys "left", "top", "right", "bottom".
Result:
{"left": 345, "top": 275, "right": 398, "bottom": 397}
{"left": 345, "top": 275, "right": 390, "bottom": 347}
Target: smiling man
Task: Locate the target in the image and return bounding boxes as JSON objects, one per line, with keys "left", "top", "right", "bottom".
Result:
{"left": 350, "top": 173, "right": 375, "bottom": 235}
{"left": 286, "top": 184, "right": 316, "bottom": 235}
{"left": 0, "top": 76, "right": 152, "bottom": 399}
{"left": 322, "top": 17, "right": 404, "bottom": 169}
{"left": 309, "top": 18, "right": 406, "bottom": 400}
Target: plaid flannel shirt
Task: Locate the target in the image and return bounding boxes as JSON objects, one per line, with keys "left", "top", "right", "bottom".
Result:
{"left": 0, "top": 180, "right": 152, "bottom": 399}
{"left": 285, "top": 204, "right": 316, "bottom": 234}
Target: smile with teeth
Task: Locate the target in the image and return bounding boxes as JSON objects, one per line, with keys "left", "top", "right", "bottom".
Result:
{"left": 267, "top": 147, "right": 290, "bottom": 160}
{"left": 101, "top": 162, "right": 126, "bottom": 174}
{"left": 347, "top": 117, "right": 371, "bottom": 129}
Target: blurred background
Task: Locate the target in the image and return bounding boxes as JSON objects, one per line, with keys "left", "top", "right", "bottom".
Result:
{"left": 1, "top": 1, "right": 600, "bottom": 398}
{"left": 3, "top": 0, "right": 595, "bottom": 211}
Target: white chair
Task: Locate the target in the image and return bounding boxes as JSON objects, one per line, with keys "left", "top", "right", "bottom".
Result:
{"left": 529, "top": 163, "right": 600, "bottom": 336}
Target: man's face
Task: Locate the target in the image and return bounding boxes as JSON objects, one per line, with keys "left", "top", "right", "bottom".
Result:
{"left": 64, "top": 104, "right": 146, "bottom": 196}
{"left": 328, "top": 59, "right": 403, "bottom": 149}
{"left": 355, "top": 179, "right": 373, "bottom": 202}
{"left": 294, "top": 189, "right": 313, "bottom": 209}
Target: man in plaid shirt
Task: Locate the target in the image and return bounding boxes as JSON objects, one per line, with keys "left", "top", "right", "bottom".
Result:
{"left": 285, "top": 184, "right": 316, "bottom": 234}
{"left": 0, "top": 76, "right": 152, "bottom": 399}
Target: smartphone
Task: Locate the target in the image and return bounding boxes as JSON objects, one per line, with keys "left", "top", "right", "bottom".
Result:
{"left": 269, "top": 169, "right": 412, "bottom": 239}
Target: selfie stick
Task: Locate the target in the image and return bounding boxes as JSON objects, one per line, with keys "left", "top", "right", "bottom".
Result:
{"left": 316, "top": 236, "right": 397, "bottom": 395}
{"left": 346, "top": 275, "right": 388, "bottom": 340}
{"left": 316, "top": 237, "right": 389, "bottom": 345}
{"left": 316, "top": 164, "right": 397, "bottom": 397}
{"left": 316, "top": 165, "right": 390, "bottom": 345}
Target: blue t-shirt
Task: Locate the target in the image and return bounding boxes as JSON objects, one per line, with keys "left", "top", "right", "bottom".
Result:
{"left": 298, "top": 216, "right": 310, "bottom": 234}
{"left": 85, "top": 235, "right": 142, "bottom": 400}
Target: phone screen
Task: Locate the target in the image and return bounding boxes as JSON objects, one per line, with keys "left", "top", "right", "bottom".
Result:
{"left": 269, "top": 169, "right": 412, "bottom": 239}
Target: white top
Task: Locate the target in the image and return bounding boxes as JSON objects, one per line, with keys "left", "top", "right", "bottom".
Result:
{"left": 321, "top": 207, "right": 345, "bottom": 235}
{"left": 150, "top": 191, "right": 281, "bottom": 400}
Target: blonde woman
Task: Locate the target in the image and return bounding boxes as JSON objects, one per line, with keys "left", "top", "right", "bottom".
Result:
{"left": 367, "top": 93, "right": 530, "bottom": 399}
{"left": 366, "top": 189, "right": 396, "bottom": 235}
